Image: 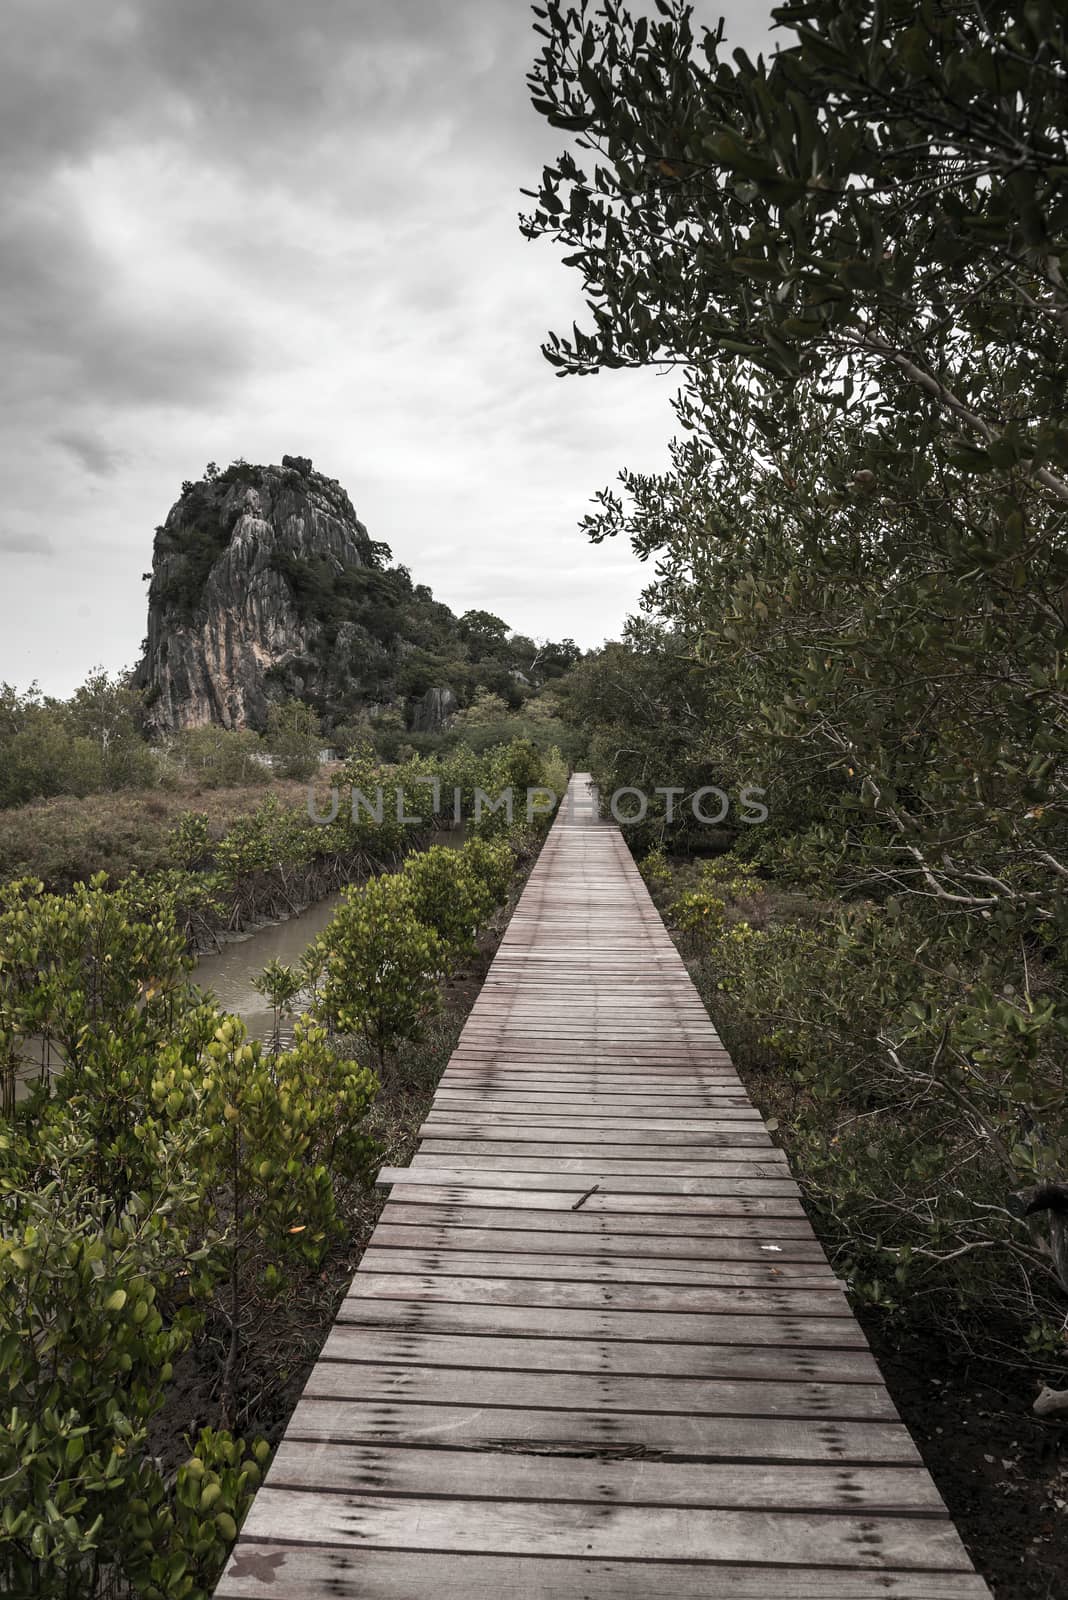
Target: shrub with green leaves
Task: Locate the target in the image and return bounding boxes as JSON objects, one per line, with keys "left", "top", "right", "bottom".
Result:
{"left": 124, "top": 1428, "right": 270, "bottom": 1600}
{"left": 170, "top": 727, "right": 269, "bottom": 789}
{"left": 461, "top": 836, "right": 516, "bottom": 907}
{"left": 0, "top": 1121, "right": 204, "bottom": 1589}
{"left": 198, "top": 1013, "right": 377, "bottom": 1419}
{"left": 638, "top": 848, "right": 672, "bottom": 892}
{"left": 314, "top": 874, "right": 446, "bottom": 1069}
{"left": 0, "top": 870, "right": 381, "bottom": 1593}
{"left": 265, "top": 698, "right": 321, "bottom": 781}
{"left": 677, "top": 887, "right": 1068, "bottom": 1333}
{"left": 0, "top": 872, "right": 192, "bottom": 1126}
{"left": 166, "top": 811, "right": 213, "bottom": 871}
{"left": 670, "top": 859, "right": 763, "bottom": 940}
{"left": 400, "top": 840, "right": 516, "bottom": 969}
{"left": 401, "top": 846, "right": 492, "bottom": 965}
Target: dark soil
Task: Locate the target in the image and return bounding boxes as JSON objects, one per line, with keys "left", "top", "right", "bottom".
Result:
{"left": 854, "top": 1308, "right": 1068, "bottom": 1600}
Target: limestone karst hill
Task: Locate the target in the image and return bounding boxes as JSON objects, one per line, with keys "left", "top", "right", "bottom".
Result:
{"left": 137, "top": 455, "right": 476, "bottom": 737}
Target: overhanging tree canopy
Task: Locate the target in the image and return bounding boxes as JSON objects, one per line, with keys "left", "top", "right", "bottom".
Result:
{"left": 522, "top": 0, "right": 1068, "bottom": 499}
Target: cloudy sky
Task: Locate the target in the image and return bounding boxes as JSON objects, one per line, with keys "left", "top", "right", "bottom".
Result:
{"left": 1, "top": 0, "right": 773, "bottom": 696}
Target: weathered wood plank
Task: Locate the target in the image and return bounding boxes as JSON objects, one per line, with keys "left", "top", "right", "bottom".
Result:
{"left": 429, "top": 1108, "right": 761, "bottom": 1122}
{"left": 419, "top": 1130, "right": 778, "bottom": 1150}
{"left": 442, "top": 1063, "right": 743, "bottom": 1075}
{"left": 318, "top": 1326, "right": 883, "bottom": 1383}
{"left": 410, "top": 1153, "right": 795, "bottom": 1178}
{"left": 432, "top": 1096, "right": 759, "bottom": 1111}
{"left": 334, "top": 1296, "right": 868, "bottom": 1349}
{"left": 365, "top": 1231, "right": 839, "bottom": 1281}
{"left": 215, "top": 1547, "right": 993, "bottom": 1599}
{"left": 217, "top": 1542, "right": 991, "bottom": 1593}
{"left": 379, "top": 1179, "right": 814, "bottom": 1218}
{"left": 261, "top": 1438, "right": 944, "bottom": 1510}
{"left": 346, "top": 1270, "right": 851, "bottom": 1318}
{"left": 378, "top": 1166, "right": 806, "bottom": 1202}
{"left": 422, "top": 1111, "right": 766, "bottom": 1127}
{"left": 285, "top": 1397, "right": 920, "bottom": 1463}
{"left": 303, "top": 1360, "right": 898, "bottom": 1421}
{"left": 235, "top": 1486, "right": 972, "bottom": 1569}
{"left": 377, "top": 1199, "right": 828, "bottom": 1244}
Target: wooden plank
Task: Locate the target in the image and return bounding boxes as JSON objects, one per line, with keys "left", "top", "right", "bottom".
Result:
{"left": 380, "top": 1180, "right": 814, "bottom": 1219}
{"left": 439, "top": 1073, "right": 746, "bottom": 1086}
{"left": 216, "top": 1547, "right": 992, "bottom": 1600}
{"left": 436, "top": 1077, "right": 745, "bottom": 1086}
{"left": 318, "top": 1327, "right": 883, "bottom": 1384}
{"left": 235, "top": 1486, "right": 973, "bottom": 1569}
{"left": 377, "top": 1199, "right": 827, "bottom": 1244}
{"left": 426, "top": 1097, "right": 761, "bottom": 1110}
{"left": 458, "top": 1039, "right": 727, "bottom": 1048}
{"left": 346, "top": 1271, "right": 851, "bottom": 1319}
{"left": 446, "top": 1045, "right": 735, "bottom": 1056}
{"left": 285, "top": 1398, "right": 920, "bottom": 1464}
{"left": 410, "top": 1144, "right": 787, "bottom": 1161}
{"left": 423, "top": 1110, "right": 765, "bottom": 1125}
{"left": 443, "top": 1060, "right": 745, "bottom": 1074}
{"left": 360, "top": 1243, "right": 834, "bottom": 1287}
{"left": 444, "top": 1058, "right": 739, "bottom": 1070}
{"left": 378, "top": 1167, "right": 805, "bottom": 1202}
{"left": 366, "top": 1232, "right": 838, "bottom": 1281}
{"left": 457, "top": 1013, "right": 724, "bottom": 1020}
{"left": 412, "top": 1152, "right": 789, "bottom": 1164}
{"left": 459, "top": 1022, "right": 720, "bottom": 1032}
{"left": 419, "top": 1126, "right": 777, "bottom": 1145}
{"left": 432, "top": 1096, "right": 759, "bottom": 1111}
{"left": 261, "top": 1437, "right": 945, "bottom": 1510}
{"left": 375, "top": 1209, "right": 831, "bottom": 1260}
{"left": 410, "top": 1154, "right": 794, "bottom": 1179}
{"left": 335, "top": 1297, "right": 868, "bottom": 1350}
{"left": 303, "top": 1360, "right": 898, "bottom": 1421}
{"left": 438, "top": 1082, "right": 748, "bottom": 1093}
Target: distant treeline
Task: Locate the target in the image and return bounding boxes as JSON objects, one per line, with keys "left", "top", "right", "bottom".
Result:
{"left": 0, "top": 622, "right": 584, "bottom": 812}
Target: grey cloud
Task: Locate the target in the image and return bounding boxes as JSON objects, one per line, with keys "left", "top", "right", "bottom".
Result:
{"left": 53, "top": 429, "right": 125, "bottom": 478}
{"left": 0, "top": 525, "right": 54, "bottom": 556}
{"left": 0, "top": 209, "right": 264, "bottom": 426}
{"left": 1, "top": 0, "right": 776, "bottom": 693}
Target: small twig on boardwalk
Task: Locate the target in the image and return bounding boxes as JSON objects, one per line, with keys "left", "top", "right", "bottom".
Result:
{"left": 571, "top": 1183, "right": 601, "bottom": 1211}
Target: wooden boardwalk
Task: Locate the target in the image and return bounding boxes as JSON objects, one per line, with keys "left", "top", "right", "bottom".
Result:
{"left": 217, "top": 776, "right": 991, "bottom": 1599}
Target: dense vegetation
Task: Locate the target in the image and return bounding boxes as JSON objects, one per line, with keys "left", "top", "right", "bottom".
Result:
{"left": 265, "top": 576, "right": 585, "bottom": 755}
{"left": 1, "top": 637, "right": 579, "bottom": 821}
{"left": 525, "top": 0, "right": 1068, "bottom": 1363}
{"left": 0, "top": 674, "right": 158, "bottom": 810}
{"left": 0, "top": 738, "right": 563, "bottom": 1596}
{"left": 0, "top": 675, "right": 311, "bottom": 813}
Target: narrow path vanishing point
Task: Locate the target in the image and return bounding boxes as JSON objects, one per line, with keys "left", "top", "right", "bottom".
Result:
{"left": 216, "top": 774, "right": 991, "bottom": 1599}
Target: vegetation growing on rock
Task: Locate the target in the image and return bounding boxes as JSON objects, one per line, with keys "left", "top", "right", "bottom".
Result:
{"left": 136, "top": 456, "right": 581, "bottom": 745}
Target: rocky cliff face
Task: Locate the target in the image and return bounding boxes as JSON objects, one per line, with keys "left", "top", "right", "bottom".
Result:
{"left": 136, "top": 456, "right": 454, "bottom": 736}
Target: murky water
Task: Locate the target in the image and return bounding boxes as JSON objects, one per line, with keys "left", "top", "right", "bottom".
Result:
{"left": 191, "top": 890, "right": 345, "bottom": 1042}
{"left": 191, "top": 825, "right": 465, "bottom": 1038}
